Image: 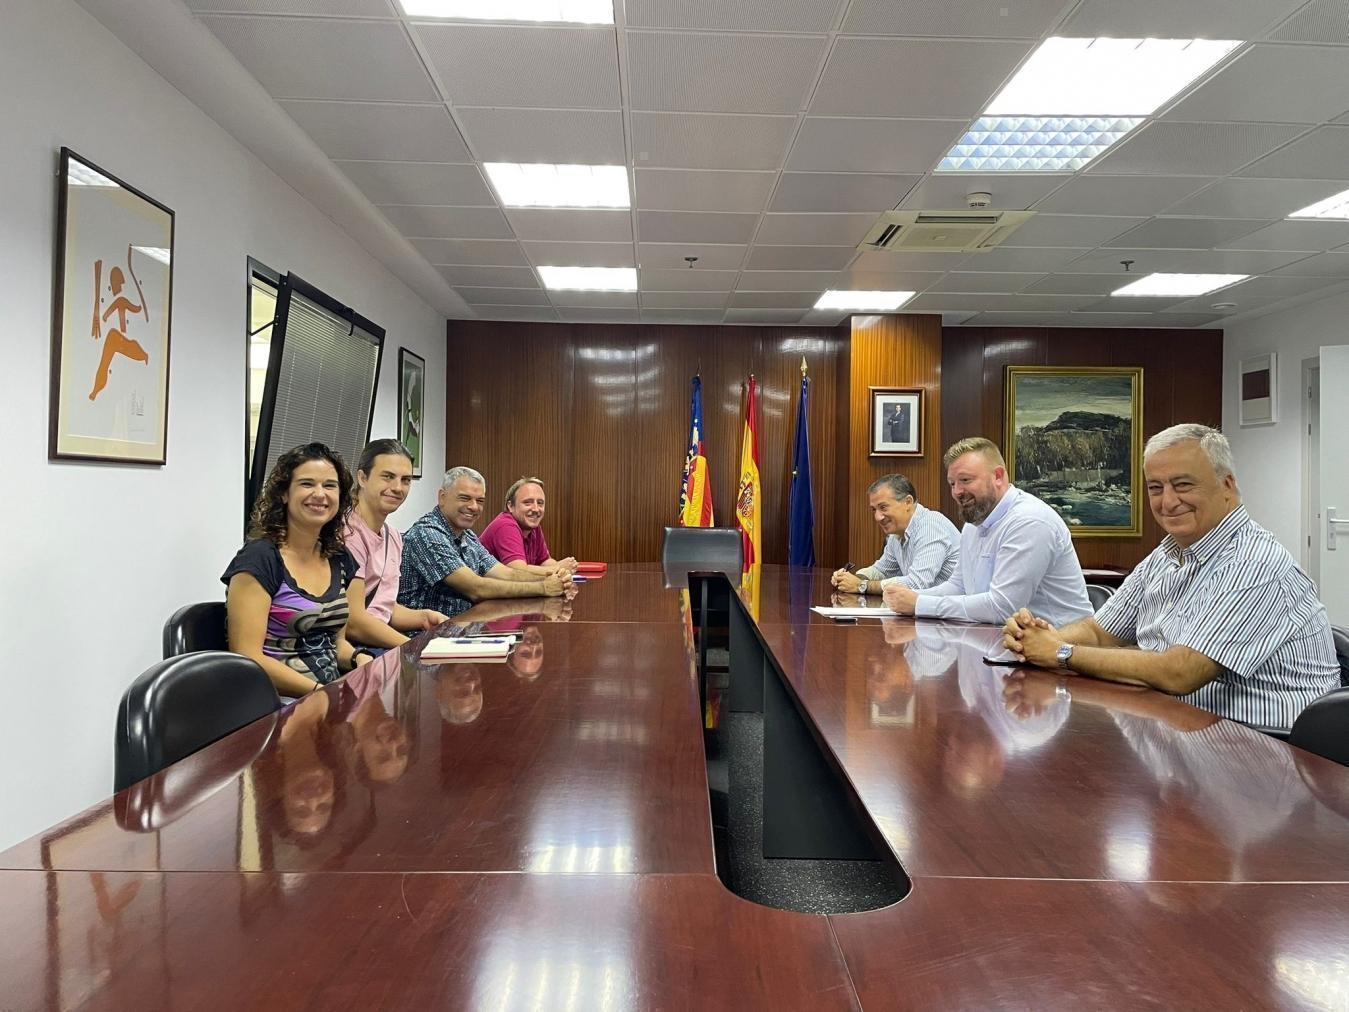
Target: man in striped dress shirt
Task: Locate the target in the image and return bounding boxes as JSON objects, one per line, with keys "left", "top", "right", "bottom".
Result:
{"left": 1003, "top": 424, "right": 1338, "bottom": 730}
{"left": 831, "top": 474, "right": 960, "bottom": 595}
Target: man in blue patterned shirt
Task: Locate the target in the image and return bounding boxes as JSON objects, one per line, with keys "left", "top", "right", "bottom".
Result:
{"left": 831, "top": 474, "right": 960, "bottom": 595}
{"left": 398, "top": 466, "right": 571, "bottom": 618}
{"left": 1002, "top": 424, "right": 1337, "bottom": 730}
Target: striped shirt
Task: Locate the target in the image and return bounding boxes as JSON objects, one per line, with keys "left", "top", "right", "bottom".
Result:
{"left": 914, "top": 486, "right": 1094, "bottom": 628}
{"left": 857, "top": 503, "right": 961, "bottom": 591}
{"left": 1095, "top": 505, "right": 1338, "bottom": 730}
{"left": 398, "top": 507, "right": 501, "bottom": 618}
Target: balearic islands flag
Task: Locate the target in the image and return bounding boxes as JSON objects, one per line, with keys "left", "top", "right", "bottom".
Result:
{"left": 735, "top": 376, "right": 761, "bottom": 611}
{"left": 678, "top": 375, "right": 714, "bottom": 527}
{"left": 788, "top": 360, "right": 815, "bottom": 567}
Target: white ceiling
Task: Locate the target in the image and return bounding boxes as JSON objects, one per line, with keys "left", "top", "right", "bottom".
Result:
{"left": 179, "top": 0, "right": 1349, "bottom": 327}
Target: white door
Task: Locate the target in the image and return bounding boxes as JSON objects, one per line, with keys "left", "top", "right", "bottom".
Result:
{"left": 1319, "top": 344, "right": 1349, "bottom": 625}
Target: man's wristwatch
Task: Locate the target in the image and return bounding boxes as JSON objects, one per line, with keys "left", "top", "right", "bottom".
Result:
{"left": 858, "top": 579, "right": 870, "bottom": 595}
{"left": 1055, "top": 643, "right": 1074, "bottom": 669}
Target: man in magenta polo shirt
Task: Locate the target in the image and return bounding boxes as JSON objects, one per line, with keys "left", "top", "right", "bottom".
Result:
{"left": 480, "top": 477, "right": 577, "bottom": 577}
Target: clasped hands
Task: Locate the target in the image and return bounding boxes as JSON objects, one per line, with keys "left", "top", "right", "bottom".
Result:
{"left": 1002, "top": 608, "right": 1069, "bottom": 668}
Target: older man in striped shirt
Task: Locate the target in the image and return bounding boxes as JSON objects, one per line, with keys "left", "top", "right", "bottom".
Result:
{"left": 831, "top": 474, "right": 960, "bottom": 596}
{"left": 1003, "top": 424, "right": 1338, "bottom": 730}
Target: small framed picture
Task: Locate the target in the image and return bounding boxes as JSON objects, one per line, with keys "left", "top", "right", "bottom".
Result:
{"left": 1238, "top": 353, "right": 1277, "bottom": 427}
{"left": 870, "top": 387, "right": 923, "bottom": 457}
{"left": 398, "top": 348, "right": 425, "bottom": 478}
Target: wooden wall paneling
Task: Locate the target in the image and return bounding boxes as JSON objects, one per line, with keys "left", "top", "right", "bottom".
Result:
{"left": 444, "top": 321, "right": 575, "bottom": 541}
{"left": 832, "top": 321, "right": 853, "bottom": 567}
{"left": 847, "top": 315, "right": 944, "bottom": 565}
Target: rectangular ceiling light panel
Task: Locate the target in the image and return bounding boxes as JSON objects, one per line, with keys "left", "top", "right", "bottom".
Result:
{"left": 939, "top": 37, "right": 1239, "bottom": 173}
{"left": 400, "top": 0, "right": 614, "bottom": 24}
{"left": 814, "top": 290, "right": 916, "bottom": 311}
{"left": 484, "top": 163, "right": 630, "bottom": 208}
{"left": 1112, "top": 273, "right": 1247, "bottom": 297}
{"left": 1289, "top": 188, "right": 1349, "bottom": 220}
{"left": 539, "top": 266, "right": 637, "bottom": 291}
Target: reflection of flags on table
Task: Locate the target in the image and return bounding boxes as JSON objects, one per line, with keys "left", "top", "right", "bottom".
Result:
{"left": 678, "top": 375, "right": 714, "bottom": 527}
{"left": 736, "top": 376, "right": 761, "bottom": 611}
{"left": 787, "top": 365, "right": 815, "bottom": 568}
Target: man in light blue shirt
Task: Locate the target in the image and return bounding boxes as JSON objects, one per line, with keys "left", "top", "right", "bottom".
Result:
{"left": 884, "top": 437, "right": 1092, "bottom": 628}
{"left": 831, "top": 474, "right": 960, "bottom": 595}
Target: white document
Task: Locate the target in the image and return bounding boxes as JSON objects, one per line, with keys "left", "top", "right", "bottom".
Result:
{"left": 810, "top": 606, "right": 896, "bottom": 619}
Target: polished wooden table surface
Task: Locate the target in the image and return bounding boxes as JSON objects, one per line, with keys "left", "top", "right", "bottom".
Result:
{"left": 5, "top": 565, "right": 1348, "bottom": 1009}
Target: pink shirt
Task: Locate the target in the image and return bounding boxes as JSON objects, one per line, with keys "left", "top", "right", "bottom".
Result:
{"left": 342, "top": 512, "right": 404, "bottom": 623}
{"left": 480, "top": 511, "right": 550, "bottom": 566}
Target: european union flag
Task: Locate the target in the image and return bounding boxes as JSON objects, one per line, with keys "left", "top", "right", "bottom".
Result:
{"left": 788, "top": 368, "right": 815, "bottom": 567}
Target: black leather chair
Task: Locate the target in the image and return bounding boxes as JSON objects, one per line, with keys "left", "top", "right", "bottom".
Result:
{"left": 1290, "top": 687, "right": 1349, "bottom": 768}
{"left": 1085, "top": 583, "right": 1115, "bottom": 612}
{"left": 115, "top": 651, "right": 281, "bottom": 792}
{"left": 661, "top": 526, "right": 743, "bottom": 588}
{"left": 163, "top": 601, "right": 228, "bottom": 658}
{"left": 1332, "top": 625, "right": 1349, "bottom": 688}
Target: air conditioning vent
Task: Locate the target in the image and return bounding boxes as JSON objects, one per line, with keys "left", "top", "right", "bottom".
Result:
{"left": 859, "top": 209, "right": 1035, "bottom": 252}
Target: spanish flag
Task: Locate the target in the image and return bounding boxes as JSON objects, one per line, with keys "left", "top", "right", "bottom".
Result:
{"left": 735, "top": 376, "right": 761, "bottom": 613}
{"left": 678, "top": 375, "right": 714, "bottom": 527}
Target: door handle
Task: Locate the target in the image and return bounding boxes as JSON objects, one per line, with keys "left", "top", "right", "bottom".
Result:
{"left": 1329, "top": 507, "right": 1349, "bottom": 551}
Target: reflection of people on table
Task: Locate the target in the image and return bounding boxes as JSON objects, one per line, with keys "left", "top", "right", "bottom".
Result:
{"left": 507, "top": 626, "right": 546, "bottom": 681}
{"left": 884, "top": 437, "right": 1092, "bottom": 628}
{"left": 339, "top": 662, "right": 412, "bottom": 784}
{"left": 89, "top": 248, "right": 151, "bottom": 401}
{"left": 1004, "top": 425, "right": 1338, "bottom": 731}
{"left": 267, "top": 691, "right": 337, "bottom": 839}
{"left": 436, "top": 667, "right": 484, "bottom": 725}
{"left": 831, "top": 474, "right": 960, "bottom": 596}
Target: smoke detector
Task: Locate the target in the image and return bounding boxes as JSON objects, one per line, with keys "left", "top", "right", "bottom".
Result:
{"left": 859, "top": 208, "right": 1034, "bottom": 253}
{"left": 966, "top": 191, "right": 993, "bottom": 208}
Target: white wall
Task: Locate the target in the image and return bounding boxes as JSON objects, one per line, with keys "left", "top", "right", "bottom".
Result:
{"left": 1222, "top": 289, "right": 1349, "bottom": 556}
{"left": 1, "top": 0, "right": 445, "bottom": 850}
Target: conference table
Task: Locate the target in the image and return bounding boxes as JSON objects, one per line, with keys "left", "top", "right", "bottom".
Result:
{"left": 3, "top": 565, "right": 1348, "bottom": 1009}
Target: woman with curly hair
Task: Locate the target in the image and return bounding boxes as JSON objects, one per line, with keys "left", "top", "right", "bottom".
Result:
{"left": 222, "top": 443, "right": 373, "bottom": 696}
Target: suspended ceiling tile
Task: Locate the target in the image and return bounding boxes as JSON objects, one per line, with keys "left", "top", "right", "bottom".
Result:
{"left": 1088, "top": 122, "right": 1307, "bottom": 176}
{"left": 470, "top": 305, "right": 560, "bottom": 321}
{"left": 907, "top": 293, "right": 1097, "bottom": 312}
{"left": 1078, "top": 294, "right": 1192, "bottom": 313}
{"left": 637, "top": 210, "right": 760, "bottom": 244}
{"left": 635, "top": 169, "right": 776, "bottom": 212}
{"left": 755, "top": 213, "right": 876, "bottom": 246}
{"left": 833, "top": 270, "right": 945, "bottom": 291}
{"left": 1006, "top": 214, "right": 1147, "bottom": 248}
{"left": 627, "top": 31, "right": 828, "bottom": 114}
{"left": 188, "top": 0, "right": 395, "bottom": 14}
{"left": 1033, "top": 176, "right": 1215, "bottom": 217}
{"left": 786, "top": 118, "right": 967, "bottom": 173}
{"left": 556, "top": 308, "right": 642, "bottom": 323}
{"left": 522, "top": 241, "right": 636, "bottom": 268}
{"left": 1217, "top": 274, "right": 1348, "bottom": 300}
{"left": 631, "top": 112, "right": 796, "bottom": 170}
{"left": 928, "top": 272, "right": 1046, "bottom": 294}
{"left": 1237, "top": 126, "right": 1349, "bottom": 180}
{"left": 850, "top": 249, "right": 972, "bottom": 272}
{"left": 1060, "top": 0, "right": 1303, "bottom": 38}
{"left": 1270, "top": 0, "right": 1349, "bottom": 43}
{"left": 335, "top": 160, "right": 493, "bottom": 205}
{"left": 638, "top": 291, "right": 730, "bottom": 309}
{"left": 1163, "top": 178, "right": 1349, "bottom": 219}
{"left": 1220, "top": 220, "right": 1349, "bottom": 252}
{"left": 637, "top": 244, "right": 746, "bottom": 270}
{"left": 724, "top": 308, "right": 808, "bottom": 324}
{"left": 1064, "top": 247, "right": 1308, "bottom": 273}
{"left": 729, "top": 291, "right": 822, "bottom": 309}
{"left": 280, "top": 100, "right": 470, "bottom": 162}
{"left": 958, "top": 247, "right": 1092, "bottom": 272}
{"left": 638, "top": 267, "right": 741, "bottom": 291}
{"left": 547, "top": 290, "right": 639, "bottom": 308}
{"left": 745, "top": 246, "right": 856, "bottom": 271}
{"left": 1023, "top": 273, "right": 1137, "bottom": 295}
{"left": 842, "top": 0, "right": 1070, "bottom": 38}
{"left": 198, "top": 15, "right": 437, "bottom": 101}
{"left": 505, "top": 209, "right": 633, "bottom": 243}
{"left": 437, "top": 265, "right": 538, "bottom": 286}
{"left": 457, "top": 287, "right": 552, "bottom": 304}
{"left": 418, "top": 23, "right": 621, "bottom": 109}
{"left": 1272, "top": 251, "right": 1349, "bottom": 277}
{"left": 736, "top": 270, "right": 840, "bottom": 291}
{"left": 456, "top": 108, "right": 626, "bottom": 163}
{"left": 1162, "top": 45, "right": 1349, "bottom": 125}
{"left": 899, "top": 174, "right": 1067, "bottom": 211}
{"left": 640, "top": 309, "right": 729, "bottom": 323}
{"left": 378, "top": 204, "right": 513, "bottom": 239}
{"left": 1102, "top": 217, "right": 1272, "bottom": 250}
{"left": 411, "top": 238, "right": 528, "bottom": 265}
{"left": 626, "top": 0, "right": 843, "bottom": 32}
{"left": 770, "top": 172, "right": 920, "bottom": 213}
{"left": 812, "top": 38, "right": 1032, "bottom": 118}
